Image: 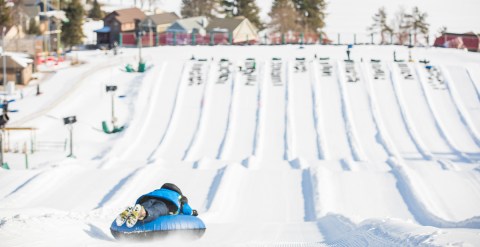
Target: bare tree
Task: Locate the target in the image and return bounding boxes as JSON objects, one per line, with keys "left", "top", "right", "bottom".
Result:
{"left": 368, "top": 7, "right": 393, "bottom": 44}
{"left": 411, "top": 6, "right": 429, "bottom": 45}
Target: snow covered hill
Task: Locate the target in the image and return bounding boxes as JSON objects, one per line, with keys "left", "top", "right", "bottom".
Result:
{"left": 0, "top": 45, "right": 480, "bottom": 246}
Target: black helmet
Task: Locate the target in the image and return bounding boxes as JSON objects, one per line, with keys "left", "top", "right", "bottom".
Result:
{"left": 161, "top": 183, "right": 182, "bottom": 195}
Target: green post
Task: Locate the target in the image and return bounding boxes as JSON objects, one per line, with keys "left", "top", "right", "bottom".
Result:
{"left": 173, "top": 32, "right": 177, "bottom": 46}
{"left": 282, "top": 34, "right": 286, "bottom": 45}
{"left": 300, "top": 33, "right": 304, "bottom": 45}
{"left": 264, "top": 33, "right": 267, "bottom": 45}
{"left": 156, "top": 33, "right": 159, "bottom": 46}
{"left": 210, "top": 33, "right": 214, "bottom": 46}
{"left": 319, "top": 33, "right": 323, "bottom": 44}
{"left": 119, "top": 33, "right": 123, "bottom": 47}
{"left": 31, "top": 136, "right": 34, "bottom": 154}
{"left": 24, "top": 143, "right": 28, "bottom": 169}
{"left": 191, "top": 33, "right": 196, "bottom": 45}
{"left": 229, "top": 32, "right": 233, "bottom": 45}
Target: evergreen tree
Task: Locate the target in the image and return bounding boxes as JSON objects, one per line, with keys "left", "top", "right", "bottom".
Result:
{"left": 220, "top": 0, "right": 263, "bottom": 30}
{"left": 368, "top": 7, "right": 393, "bottom": 44}
{"left": 0, "top": 0, "right": 12, "bottom": 28}
{"left": 181, "top": 0, "right": 217, "bottom": 18}
{"left": 221, "top": 0, "right": 236, "bottom": 17}
{"left": 26, "top": 18, "right": 41, "bottom": 35}
{"left": 269, "top": 0, "right": 300, "bottom": 33}
{"left": 292, "top": 0, "right": 327, "bottom": 34}
{"left": 88, "top": 0, "right": 104, "bottom": 20}
{"left": 61, "top": 0, "right": 84, "bottom": 49}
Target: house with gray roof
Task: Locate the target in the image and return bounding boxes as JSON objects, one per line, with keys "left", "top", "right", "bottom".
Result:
{"left": 206, "top": 16, "right": 258, "bottom": 44}
{"left": 166, "top": 16, "right": 208, "bottom": 35}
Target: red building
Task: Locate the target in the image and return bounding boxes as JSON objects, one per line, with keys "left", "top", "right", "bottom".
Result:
{"left": 434, "top": 32, "right": 480, "bottom": 52}
{"left": 95, "top": 8, "right": 146, "bottom": 48}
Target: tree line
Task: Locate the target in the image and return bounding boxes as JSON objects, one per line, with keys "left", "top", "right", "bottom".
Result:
{"left": 181, "top": 0, "right": 327, "bottom": 34}
{"left": 368, "top": 6, "right": 430, "bottom": 45}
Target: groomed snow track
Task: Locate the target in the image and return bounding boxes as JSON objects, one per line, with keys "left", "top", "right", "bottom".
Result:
{"left": 1, "top": 46, "right": 480, "bottom": 247}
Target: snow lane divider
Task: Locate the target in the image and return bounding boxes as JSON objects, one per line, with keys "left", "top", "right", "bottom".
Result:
{"left": 440, "top": 66, "right": 480, "bottom": 147}
{"left": 310, "top": 61, "right": 327, "bottom": 160}
{"left": 335, "top": 60, "right": 367, "bottom": 162}
{"left": 414, "top": 64, "right": 473, "bottom": 163}
{"left": 388, "top": 63, "right": 433, "bottom": 161}
{"left": 183, "top": 62, "right": 213, "bottom": 161}
{"left": 147, "top": 62, "right": 188, "bottom": 163}
{"left": 215, "top": 62, "right": 237, "bottom": 160}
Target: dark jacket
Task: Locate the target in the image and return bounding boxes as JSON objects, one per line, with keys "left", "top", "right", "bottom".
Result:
{"left": 136, "top": 188, "right": 193, "bottom": 216}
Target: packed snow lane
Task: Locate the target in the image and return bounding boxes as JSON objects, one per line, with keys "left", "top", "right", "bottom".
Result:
{"left": 203, "top": 164, "right": 315, "bottom": 223}
{"left": 220, "top": 60, "right": 263, "bottom": 162}
{"left": 313, "top": 60, "right": 353, "bottom": 162}
{"left": 184, "top": 60, "right": 234, "bottom": 161}
{"left": 365, "top": 62, "right": 423, "bottom": 160}
{"left": 0, "top": 165, "right": 134, "bottom": 211}
{"left": 337, "top": 61, "right": 388, "bottom": 163}
{"left": 395, "top": 63, "right": 460, "bottom": 161}
{"left": 444, "top": 66, "right": 480, "bottom": 143}
{"left": 312, "top": 164, "right": 413, "bottom": 222}
{"left": 403, "top": 161, "right": 480, "bottom": 222}
{"left": 256, "top": 59, "right": 288, "bottom": 162}
{"left": 288, "top": 59, "right": 321, "bottom": 160}
{"left": 151, "top": 60, "right": 210, "bottom": 161}
{"left": 416, "top": 64, "right": 479, "bottom": 161}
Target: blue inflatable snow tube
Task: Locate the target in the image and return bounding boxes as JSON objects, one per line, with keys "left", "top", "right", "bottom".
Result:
{"left": 110, "top": 215, "right": 206, "bottom": 241}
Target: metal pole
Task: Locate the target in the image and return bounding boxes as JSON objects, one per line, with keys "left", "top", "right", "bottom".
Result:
{"left": 24, "top": 142, "right": 28, "bottom": 169}
{"left": 67, "top": 125, "right": 74, "bottom": 158}
{"left": 138, "top": 34, "right": 142, "bottom": 62}
{"left": 2, "top": 27, "right": 6, "bottom": 85}
{"left": 111, "top": 92, "right": 116, "bottom": 128}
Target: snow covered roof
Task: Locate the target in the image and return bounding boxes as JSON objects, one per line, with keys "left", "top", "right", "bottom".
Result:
{"left": 0, "top": 52, "right": 34, "bottom": 69}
